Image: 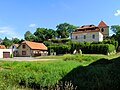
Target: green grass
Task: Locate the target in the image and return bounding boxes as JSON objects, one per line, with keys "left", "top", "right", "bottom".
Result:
{"left": 35, "top": 55, "right": 64, "bottom": 59}
{"left": 0, "top": 60, "right": 80, "bottom": 89}
{"left": 1, "top": 53, "right": 120, "bottom": 89}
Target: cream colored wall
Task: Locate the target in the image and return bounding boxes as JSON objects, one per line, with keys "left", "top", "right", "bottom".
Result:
{"left": 72, "top": 32, "right": 103, "bottom": 43}
{"left": 100, "top": 27, "right": 109, "bottom": 38}
{"left": 18, "top": 44, "right": 31, "bottom": 56}
{"left": 0, "top": 49, "right": 12, "bottom": 58}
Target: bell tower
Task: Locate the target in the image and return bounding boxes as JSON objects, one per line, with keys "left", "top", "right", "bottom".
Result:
{"left": 98, "top": 20, "right": 109, "bottom": 38}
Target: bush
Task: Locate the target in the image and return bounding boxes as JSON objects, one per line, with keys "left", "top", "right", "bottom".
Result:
{"left": 63, "top": 54, "right": 101, "bottom": 62}
{"left": 82, "top": 44, "right": 115, "bottom": 55}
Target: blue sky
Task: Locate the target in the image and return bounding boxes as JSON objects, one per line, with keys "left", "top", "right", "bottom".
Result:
{"left": 0, "top": 0, "right": 120, "bottom": 39}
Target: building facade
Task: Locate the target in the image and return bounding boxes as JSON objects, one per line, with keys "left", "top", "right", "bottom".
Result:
{"left": 72, "top": 21, "right": 108, "bottom": 42}
{"left": 17, "top": 41, "right": 48, "bottom": 57}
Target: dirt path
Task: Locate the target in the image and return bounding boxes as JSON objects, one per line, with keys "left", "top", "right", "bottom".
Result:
{"left": 0, "top": 57, "right": 57, "bottom": 62}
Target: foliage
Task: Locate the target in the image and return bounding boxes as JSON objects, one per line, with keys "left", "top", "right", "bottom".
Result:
{"left": 61, "top": 57, "right": 120, "bottom": 90}
{"left": 12, "top": 38, "right": 20, "bottom": 44}
{"left": 0, "top": 60, "right": 80, "bottom": 89}
{"left": 48, "top": 43, "right": 71, "bottom": 55}
{"left": 34, "top": 28, "right": 57, "bottom": 42}
{"left": 111, "top": 25, "right": 120, "bottom": 34}
{"left": 82, "top": 44, "right": 115, "bottom": 55}
{"left": 56, "top": 23, "right": 77, "bottom": 38}
{"left": 111, "top": 25, "right": 120, "bottom": 45}
{"left": 63, "top": 54, "right": 101, "bottom": 62}
{"left": 24, "top": 31, "right": 36, "bottom": 41}
{"left": 1, "top": 37, "right": 12, "bottom": 48}
{"left": 10, "top": 54, "right": 14, "bottom": 58}
{"left": 48, "top": 38, "right": 71, "bottom": 43}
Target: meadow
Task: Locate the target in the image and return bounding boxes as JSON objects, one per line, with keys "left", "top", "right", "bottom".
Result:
{"left": 0, "top": 53, "right": 120, "bottom": 90}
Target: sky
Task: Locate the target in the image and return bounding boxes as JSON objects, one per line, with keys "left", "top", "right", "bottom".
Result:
{"left": 0, "top": 0, "right": 120, "bottom": 39}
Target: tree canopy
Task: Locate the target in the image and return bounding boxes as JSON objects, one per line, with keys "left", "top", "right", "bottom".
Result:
{"left": 56, "top": 23, "right": 77, "bottom": 38}
{"left": 24, "top": 31, "right": 36, "bottom": 41}
{"left": 1, "top": 37, "right": 12, "bottom": 48}
{"left": 34, "top": 28, "right": 57, "bottom": 42}
{"left": 111, "top": 25, "right": 120, "bottom": 45}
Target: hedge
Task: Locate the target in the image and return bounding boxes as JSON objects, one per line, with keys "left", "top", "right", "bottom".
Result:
{"left": 44, "top": 41, "right": 116, "bottom": 55}
{"left": 81, "top": 44, "right": 115, "bottom": 55}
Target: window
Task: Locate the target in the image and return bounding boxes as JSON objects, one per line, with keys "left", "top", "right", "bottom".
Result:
{"left": 101, "top": 28, "right": 104, "bottom": 32}
{"left": 92, "top": 34, "right": 95, "bottom": 39}
{"left": 75, "top": 36, "right": 78, "bottom": 40}
{"left": 22, "top": 51, "right": 26, "bottom": 55}
{"left": 22, "top": 44, "right": 26, "bottom": 49}
{"left": 84, "top": 35, "right": 86, "bottom": 39}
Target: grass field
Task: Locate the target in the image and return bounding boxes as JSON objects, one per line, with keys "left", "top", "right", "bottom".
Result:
{"left": 0, "top": 53, "right": 120, "bottom": 89}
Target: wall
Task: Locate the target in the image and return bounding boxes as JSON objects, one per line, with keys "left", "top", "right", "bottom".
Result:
{"left": 100, "top": 26, "right": 109, "bottom": 38}
{"left": 72, "top": 31, "right": 103, "bottom": 43}
{"left": 17, "top": 44, "right": 31, "bottom": 57}
{"left": 0, "top": 49, "right": 12, "bottom": 58}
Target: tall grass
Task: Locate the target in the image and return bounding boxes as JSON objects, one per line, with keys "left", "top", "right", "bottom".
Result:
{"left": 0, "top": 60, "right": 80, "bottom": 89}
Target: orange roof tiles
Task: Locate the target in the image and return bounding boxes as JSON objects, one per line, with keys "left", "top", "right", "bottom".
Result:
{"left": 72, "top": 29, "right": 100, "bottom": 34}
{"left": 77, "top": 24, "right": 96, "bottom": 30}
{"left": 22, "top": 41, "right": 47, "bottom": 50}
{"left": 98, "top": 21, "right": 107, "bottom": 27}
{"left": 0, "top": 45, "right": 6, "bottom": 49}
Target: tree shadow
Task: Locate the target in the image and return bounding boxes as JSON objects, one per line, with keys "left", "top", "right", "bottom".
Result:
{"left": 60, "top": 57, "right": 120, "bottom": 90}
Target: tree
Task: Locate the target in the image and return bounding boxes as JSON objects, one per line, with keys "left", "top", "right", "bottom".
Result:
{"left": 56, "top": 23, "right": 77, "bottom": 38}
{"left": 24, "top": 31, "right": 36, "bottom": 41}
{"left": 111, "top": 25, "right": 120, "bottom": 34}
{"left": 34, "top": 28, "right": 57, "bottom": 42}
{"left": 12, "top": 38, "right": 20, "bottom": 44}
{"left": 1, "top": 37, "right": 12, "bottom": 48}
{"left": 111, "top": 25, "right": 120, "bottom": 45}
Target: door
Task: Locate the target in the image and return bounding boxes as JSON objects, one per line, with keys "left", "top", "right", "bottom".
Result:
{"left": 3, "top": 52, "right": 10, "bottom": 58}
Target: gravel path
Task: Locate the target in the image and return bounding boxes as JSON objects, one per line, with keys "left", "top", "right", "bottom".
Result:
{"left": 0, "top": 57, "right": 57, "bottom": 62}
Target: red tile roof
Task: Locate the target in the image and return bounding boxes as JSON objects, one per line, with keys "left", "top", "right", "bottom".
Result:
{"left": 0, "top": 45, "right": 6, "bottom": 49}
{"left": 76, "top": 24, "right": 96, "bottom": 30}
{"left": 22, "top": 41, "right": 47, "bottom": 50}
{"left": 98, "top": 21, "right": 107, "bottom": 27}
{"left": 72, "top": 29, "right": 100, "bottom": 34}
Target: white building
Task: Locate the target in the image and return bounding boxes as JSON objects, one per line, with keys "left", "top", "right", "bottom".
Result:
{"left": 9, "top": 44, "right": 19, "bottom": 56}
{"left": 0, "top": 49, "right": 12, "bottom": 58}
{"left": 72, "top": 21, "right": 109, "bottom": 43}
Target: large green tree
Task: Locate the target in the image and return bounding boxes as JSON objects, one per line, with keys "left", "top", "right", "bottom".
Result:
{"left": 34, "top": 28, "right": 57, "bottom": 42}
{"left": 24, "top": 31, "right": 36, "bottom": 41}
{"left": 56, "top": 23, "right": 77, "bottom": 38}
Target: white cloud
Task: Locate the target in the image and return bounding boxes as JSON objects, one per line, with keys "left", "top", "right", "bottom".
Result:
{"left": 29, "top": 24, "right": 36, "bottom": 27}
{"left": 0, "top": 26, "right": 21, "bottom": 38}
{"left": 114, "top": 10, "right": 120, "bottom": 16}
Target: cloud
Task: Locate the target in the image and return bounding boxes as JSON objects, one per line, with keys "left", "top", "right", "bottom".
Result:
{"left": 0, "top": 26, "right": 21, "bottom": 38}
{"left": 29, "top": 24, "right": 36, "bottom": 27}
{"left": 114, "top": 10, "right": 120, "bottom": 16}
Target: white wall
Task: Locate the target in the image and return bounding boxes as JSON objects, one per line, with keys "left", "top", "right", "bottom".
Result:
{"left": 0, "top": 49, "right": 12, "bottom": 58}
{"left": 72, "top": 31, "right": 103, "bottom": 43}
